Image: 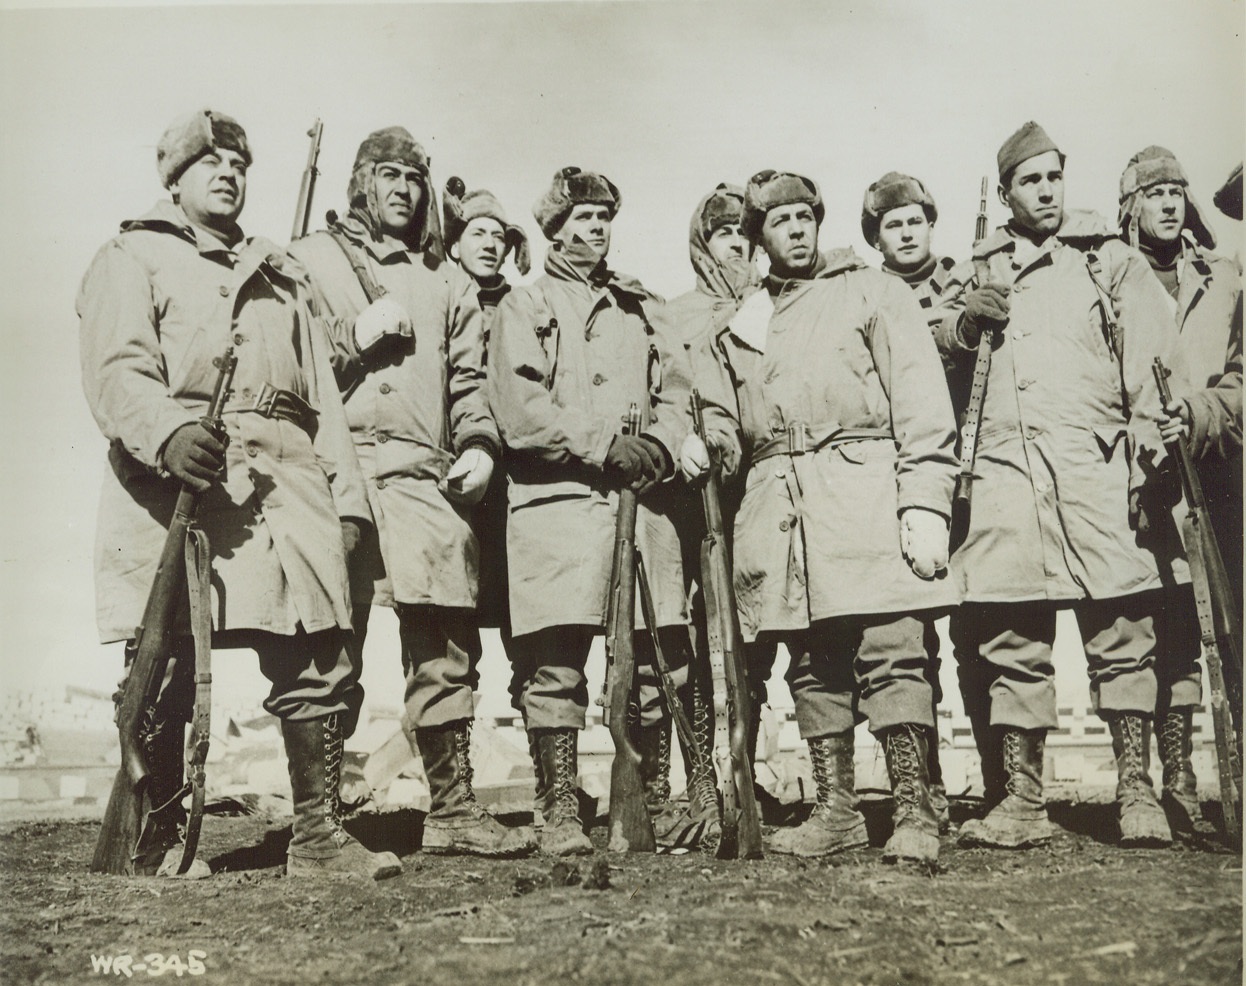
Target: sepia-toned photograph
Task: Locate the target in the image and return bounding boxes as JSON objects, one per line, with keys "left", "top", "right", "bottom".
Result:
{"left": 0, "top": 1, "right": 1241, "bottom": 983}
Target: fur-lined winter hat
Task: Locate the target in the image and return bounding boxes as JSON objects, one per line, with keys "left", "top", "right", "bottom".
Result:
{"left": 533, "top": 167, "right": 620, "bottom": 240}
{"left": 742, "top": 170, "right": 824, "bottom": 243}
{"left": 1118, "top": 146, "right": 1215, "bottom": 250}
{"left": 997, "top": 121, "right": 1064, "bottom": 184}
{"left": 345, "top": 127, "right": 442, "bottom": 257}
{"left": 861, "top": 172, "right": 937, "bottom": 243}
{"left": 443, "top": 178, "right": 531, "bottom": 274}
{"left": 698, "top": 183, "right": 746, "bottom": 240}
{"left": 1214, "top": 163, "right": 1242, "bottom": 221}
{"left": 156, "top": 109, "right": 251, "bottom": 189}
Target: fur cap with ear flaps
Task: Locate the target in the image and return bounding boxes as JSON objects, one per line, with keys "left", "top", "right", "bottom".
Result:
{"left": 156, "top": 109, "right": 251, "bottom": 189}
{"left": 860, "top": 172, "right": 937, "bottom": 242}
{"left": 532, "top": 167, "right": 621, "bottom": 240}
{"left": 742, "top": 170, "right": 824, "bottom": 243}
{"left": 443, "top": 178, "right": 531, "bottom": 274}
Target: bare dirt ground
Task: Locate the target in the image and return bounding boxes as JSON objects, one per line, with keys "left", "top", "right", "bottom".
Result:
{"left": 1, "top": 797, "right": 1240, "bottom": 986}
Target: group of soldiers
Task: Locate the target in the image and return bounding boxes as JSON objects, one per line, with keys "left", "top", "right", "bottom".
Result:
{"left": 78, "top": 108, "right": 1242, "bottom": 881}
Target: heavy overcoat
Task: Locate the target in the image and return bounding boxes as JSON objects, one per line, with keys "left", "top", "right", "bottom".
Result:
{"left": 78, "top": 201, "right": 366, "bottom": 644}
{"left": 287, "top": 219, "right": 497, "bottom": 609}
{"left": 693, "top": 250, "right": 960, "bottom": 641}
{"left": 487, "top": 249, "right": 689, "bottom": 637}
{"left": 932, "top": 211, "right": 1184, "bottom": 603}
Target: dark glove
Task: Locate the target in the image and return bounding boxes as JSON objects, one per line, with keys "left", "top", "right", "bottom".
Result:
{"left": 958, "top": 284, "right": 1011, "bottom": 348}
{"left": 341, "top": 519, "right": 362, "bottom": 561}
{"left": 164, "top": 422, "right": 227, "bottom": 492}
{"left": 604, "top": 434, "right": 669, "bottom": 495}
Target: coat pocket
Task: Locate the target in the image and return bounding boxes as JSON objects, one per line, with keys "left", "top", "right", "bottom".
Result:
{"left": 1092, "top": 425, "right": 1127, "bottom": 462}
{"left": 507, "top": 478, "right": 594, "bottom": 512}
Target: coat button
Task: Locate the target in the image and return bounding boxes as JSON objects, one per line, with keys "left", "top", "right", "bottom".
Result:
{"left": 1035, "top": 480, "right": 1049, "bottom": 494}
{"left": 241, "top": 387, "right": 253, "bottom": 400}
{"left": 379, "top": 383, "right": 392, "bottom": 394}
{"left": 1018, "top": 379, "right": 1031, "bottom": 390}
{"left": 377, "top": 433, "right": 389, "bottom": 443}
{"left": 592, "top": 373, "right": 605, "bottom": 385}
{"left": 245, "top": 441, "right": 258, "bottom": 457}
{"left": 775, "top": 470, "right": 786, "bottom": 479}
{"left": 233, "top": 333, "right": 245, "bottom": 345}
{"left": 376, "top": 478, "right": 387, "bottom": 490}
{"left": 219, "top": 286, "right": 230, "bottom": 297}
{"left": 779, "top": 520, "right": 790, "bottom": 532}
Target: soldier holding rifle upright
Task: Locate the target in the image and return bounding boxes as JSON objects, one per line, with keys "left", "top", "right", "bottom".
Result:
{"left": 933, "top": 122, "right": 1184, "bottom": 850}
{"left": 288, "top": 129, "right": 535, "bottom": 858}
{"left": 78, "top": 109, "right": 400, "bottom": 880}
{"left": 486, "top": 168, "right": 690, "bottom": 856}
{"left": 686, "top": 170, "right": 959, "bottom": 866}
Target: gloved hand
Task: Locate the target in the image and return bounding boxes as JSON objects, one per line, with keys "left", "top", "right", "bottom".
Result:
{"left": 353, "top": 296, "right": 412, "bottom": 355}
{"left": 899, "top": 507, "right": 949, "bottom": 580}
{"left": 439, "top": 448, "right": 494, "bottom": 506}
{"left": 164, "top": 421, "right": 227, "bottom": 492}
{"left": 1158, "top": 398, "right": 1192, "bottom": 446}
{"left": 340, "top": 519, "right": 362, "bottom": 560}
{"left": 957, "top": 284, "right": 1011, "bottom": 348}
{"left": 679, "top": 433, "right": 710, "bottom": 483}
{"left": 604, "top": 434, "right": 669, "bottom": 495}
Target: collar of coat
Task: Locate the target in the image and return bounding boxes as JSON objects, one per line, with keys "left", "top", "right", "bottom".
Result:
{"left": 763, "top": 246, "right": 867, "bottom": 293}
{"left": 972, "top": 209, "right": 1117, "bottom": 264}
{"left": 332, "top": 215, "right": 443, "bottom": 271}
{"left": 121, "top": 200, "right": 296, "bottom": 288}
{"left": 544, "top": 243, "right": 658, "bottom": 306}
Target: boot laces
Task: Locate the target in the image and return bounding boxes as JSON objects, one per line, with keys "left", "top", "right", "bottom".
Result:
{"left": 1157, "top": 711, "right": 1190, "bottom": 786}
{"left": 687, "top": 688, "right": 718, "bottom": 811}
{"left": 550, "top": 731, "right": 580, "bottom": 819}
{"left": 322, "top": 713, "right": 350, "bottom": 845}
{"left": 453, "top": 722, "right": 489, "bottom": 819}
{"left": 886, "top": 726, "right": 921, "bottom": 813}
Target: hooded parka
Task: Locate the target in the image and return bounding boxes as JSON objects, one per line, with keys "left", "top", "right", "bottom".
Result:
{"left": 693, "top": 250, "right": 961, "bottom": 642}
{"left": 932, "top": 211, "right": 1184, "bottom": 603}
{"left": 79, "top": 201, "right": 366, "bottom": 644}
{"left": 487, "top": 248, "right": 690, "bottom": 637}
{"left": 287, "top": 217, "right": 496, "bottom": 609}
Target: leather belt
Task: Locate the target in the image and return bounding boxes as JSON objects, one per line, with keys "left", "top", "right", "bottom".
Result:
{"left": 243, "top": 383, "right": 316, "bottom": 433}
{"left": 752, "top": 422, "right": 890, "bottom": 462}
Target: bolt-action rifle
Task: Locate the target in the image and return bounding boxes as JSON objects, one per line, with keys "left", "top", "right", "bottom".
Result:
{"left": 604, "top": 404, "right": 656, "bottom": 852}
{"left": 691, "top": 391, "right": 763, "bottom": 859}
{"left": 1153, "top": 357, "right": 1242, "bottom": 839}
{"left": 291, "top": 119, "right": 324, "bottom": 241}
{"left": 91, "top": 349, "right": 237, "bottom": 875}
{"left": 950, "top": 176, "right": 993, "bottom": 549}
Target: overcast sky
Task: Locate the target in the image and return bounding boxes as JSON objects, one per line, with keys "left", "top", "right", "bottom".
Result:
{"left": 0, "top": 0, "right": 1242, "bottom": 705}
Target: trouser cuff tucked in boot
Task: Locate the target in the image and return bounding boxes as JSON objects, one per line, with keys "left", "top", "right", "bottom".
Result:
{"left": 416, "top": 720, "right": 536, "bottom": 857}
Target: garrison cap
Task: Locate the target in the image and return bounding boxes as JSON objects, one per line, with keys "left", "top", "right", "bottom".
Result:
{"left": 698, "top": 183, "right": 746, "bottom": 240}
{"left": 157, "top": 109, "right": 251, "bottom": 189}
{"left": 533, "top": 167, "right": 621, "bottom": 240}
{"left": 443, "top": 178, "right": 531, "bottom": 274}
{"left": 742, "top": 170, "right": 824, "bottom": 243}
{"left": 997, "top": 121, "right": 1065, "bottom": 183}
{"left": 861, "top": 172, "right": 937, "bottom": 242}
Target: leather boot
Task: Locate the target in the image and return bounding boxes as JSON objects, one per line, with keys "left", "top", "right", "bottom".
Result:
{"left": 958, "top": 728, "right": 1053, "bottom": 848}
{"left": 140, "top": 720, "right": 210, "bottom": 879}
{"left": 927, "top": 726, "right": 950, "bottom": 835}
{"left": 638, "top": 718, "right": 674, "bottom": 822}
{"left": 882, "top": 724, "right": 940, "bottom": 865}
{"left": 651, "top": 683, "right": 721, "bottom": 851}
{"left": 526, "top": 724, "right": 546, "bottom": 830}
{"left": 283, "top": 715, "right": 403, "bottom": 880}
{"left": 532, "top": 728, "right": 592, "bottom": 856}
{"left": 417, "top": 720, "right": 536, "bottom": 857}
{"left": 1157, "top": 709, "right": 1213, "bottom": 839}
{"left": 1110, "top": 713, "right": 1172, "bottom": 847}
{"left": 769, "top": 732, "right": 868, "bottom": 857}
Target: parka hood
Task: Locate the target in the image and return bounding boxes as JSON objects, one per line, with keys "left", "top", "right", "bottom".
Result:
{"left": 688, "top": 184, "right": 760, "bottom": 303}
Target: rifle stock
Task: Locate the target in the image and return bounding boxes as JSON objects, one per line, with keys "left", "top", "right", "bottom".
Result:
{"left": 91, "top": 349, "right": 236, "bottom": 874}
{"left": 1153, "top": 357, "right": 1241, "bottom": 839}
{"left": 605, "top": 405, "right": 655, "bottom": 852}
{"left": 691, "top": 391, "right": 763, "bottom": 859}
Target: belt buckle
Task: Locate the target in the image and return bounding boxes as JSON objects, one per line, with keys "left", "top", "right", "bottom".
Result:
{"left": 787, "top": 422, "right": 806, "bottom": 456}
{"left": 253, "top": 383, "right": 279, "bottom": 419}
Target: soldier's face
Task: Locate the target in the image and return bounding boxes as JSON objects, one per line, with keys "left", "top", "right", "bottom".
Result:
{"left": 707, "top": 223, "right": 748, "bottom": 269}
{"left": 875, "top": 204, "right": 933, "bottom": 272}
{"left": 761, "top": 204, "right": 819, "bottom": 277}
{"left": 555, "top": 204, "right": 612, "bottom": 258}
{"left": 1001, "top": 151, "right": 1064, "bottom": 236}
{"left": 1138, "top": 182, "right": 1187, "bottom": 246}
{"left": 457, "top": 217, "right": 507, "bottom": 279}
{"left": 172, "top": 147, "right": 247, "bottom": 230}
{"left": 374, "top": 162, "right": 425, "bottom": 237}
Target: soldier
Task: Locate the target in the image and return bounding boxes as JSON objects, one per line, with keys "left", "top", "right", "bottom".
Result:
{"left": 861, "top": 172, "right": 961, "bottom": 833}
{"left": 1118, "top": 146, "right": 1242, "bottom": 837}
{"left": 78, "top": 109, "right": 402, "bottom": 880}
{"left": 933, "top": 122, "right": 1182, "bottom": 849}
{"left": 287, "top": 129, "right": 534, "bottom": 857}
{"left": 685, "top": 170, "right": 959, "bottom": 865}
{"left": 647, "top": 184, "right": 762, "bottom": 849}
{"left": 487, "top": 167, "right": 690, "bottom": 856}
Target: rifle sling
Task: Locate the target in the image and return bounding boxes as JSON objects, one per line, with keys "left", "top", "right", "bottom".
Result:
{"left": 328, "top": 228, "right": 388, "bottom": 305}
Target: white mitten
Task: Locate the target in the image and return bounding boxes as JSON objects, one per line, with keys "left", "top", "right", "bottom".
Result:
{"left": 899, "top": 507, "right": 949, "bottom": 580}
{"left": 353, "top": 296, "right": 411, "bottom": 354}
{"left": 439, "top": 448, "right": 494, "bottom": 506}
{"left": 679, "top": 433, "right": 710, "bottom": 483}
